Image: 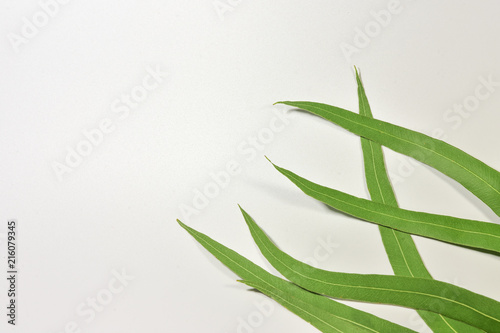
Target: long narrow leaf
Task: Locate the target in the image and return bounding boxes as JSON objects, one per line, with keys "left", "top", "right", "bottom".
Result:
{"left": 356, "top": 68, "right": 427, "bottom": 277}
{"left": 268, "top": 159, "right": 500, "bottom": 255}
{"left": 238, "top": 279, "right": 397, "bottom": 333}
{"left": 239, "top": 207, "right": 500, "bottom": 332}
{"left": 177, "top": 219, "right": 417, "bottom": 333}
{"left": 275, "top": 100, "right": 500, "bottom": 217}
{"left": 355, "top": 68, "right": 482, "bottom": 333}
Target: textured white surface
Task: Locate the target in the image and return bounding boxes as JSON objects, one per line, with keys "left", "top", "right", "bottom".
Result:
{"left": 1, "top": 1, "right": 500, "bottom": 332}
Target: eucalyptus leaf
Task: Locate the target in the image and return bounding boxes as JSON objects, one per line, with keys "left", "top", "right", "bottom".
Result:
{"left": 275, "top": 100, "right": 500, "bottom": 217}
{"left": 355, "top": 68, "right": 483, "bottom": 333}
{"left": 239, "top": 207, "right": 500, "bottom": 332}
{"left": 179, "top": 70, "right": 500, "bottom": 333}
{"left": 268, "top": 159, "right": 500, "bottom": 255}
{"left": 177, "top": 219, "right": 417, "bottom": 333}
{"left": 238, "top": 279, "right": 413, "bottom": 333}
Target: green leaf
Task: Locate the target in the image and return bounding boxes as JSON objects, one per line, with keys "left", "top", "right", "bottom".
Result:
{"left": 238, "top": 279, "right": 409, "bottom": 333}
{"left": 355, "top": 67, "right": 398, "bottom": 208}
{"left": 177, "top": 219, "right": 417, "bottom": 333}
{"left": 275, "top": 100, "right": 500, "bottom": 217}
{"left": 239, "top": 207, "right": 500, "bottom": 332}
{"left": 355, "top": 68, "right": 483, "bottom": 333}
{"left": 268, "top": 159, "right": 500, "bottom": 255}
{"left": 355, "top": 67, "right": 429, "bottom": 277}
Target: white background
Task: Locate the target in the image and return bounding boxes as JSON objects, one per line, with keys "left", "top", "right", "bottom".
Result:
{"left": 1, "top": 1, "right": 500, "bottom": 332}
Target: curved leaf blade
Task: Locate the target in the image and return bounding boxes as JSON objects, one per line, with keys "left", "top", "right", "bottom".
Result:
{"left": 268, "top": 160, "right": 500, "bottom": 255}
{"left": 177, "top": 219, "right": 417, "bottom": 333}
{"left": 239, "top": 279, "right": 396, "bottom": 333}
{"left": 355, "top": 67, "right": 398, "bottom": 207}
{"left": 275, "top": 100, "right": 500, "bottom": 217}
{"left": 355, "top": 68, "right": 430, "bottom": 278}
{"left": 355, "top": 68, "right": 483, "bottom": 333}
{"left": 239, "top": 208, "right": 500, "bottom": 332}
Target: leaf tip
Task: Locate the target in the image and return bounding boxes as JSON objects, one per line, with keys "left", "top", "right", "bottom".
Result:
{"left": 177, "top": 219, "right": 194, "bottom": 235}
{"left": 177, "top": 219, "right": 189, "bottom": 230}
{"left": 236, "top": 279, "right": 254, "bottom": 289}
{"left": 237, "top": 203, "right": 245, "bottom": 214}
{"left": 354, "top": 66, "right": 362, "bottom": 81}
{"left": 264, "top": 156, "right": 279, "bottom": 169}
{"left": 274, "top": 101, "right": 296, "bottom": 107}
{"left": 238, "top": 205, "right": 252, "bottom": 223}
{"left": 265, "top": 156, "right": 285, "bottom": 175}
